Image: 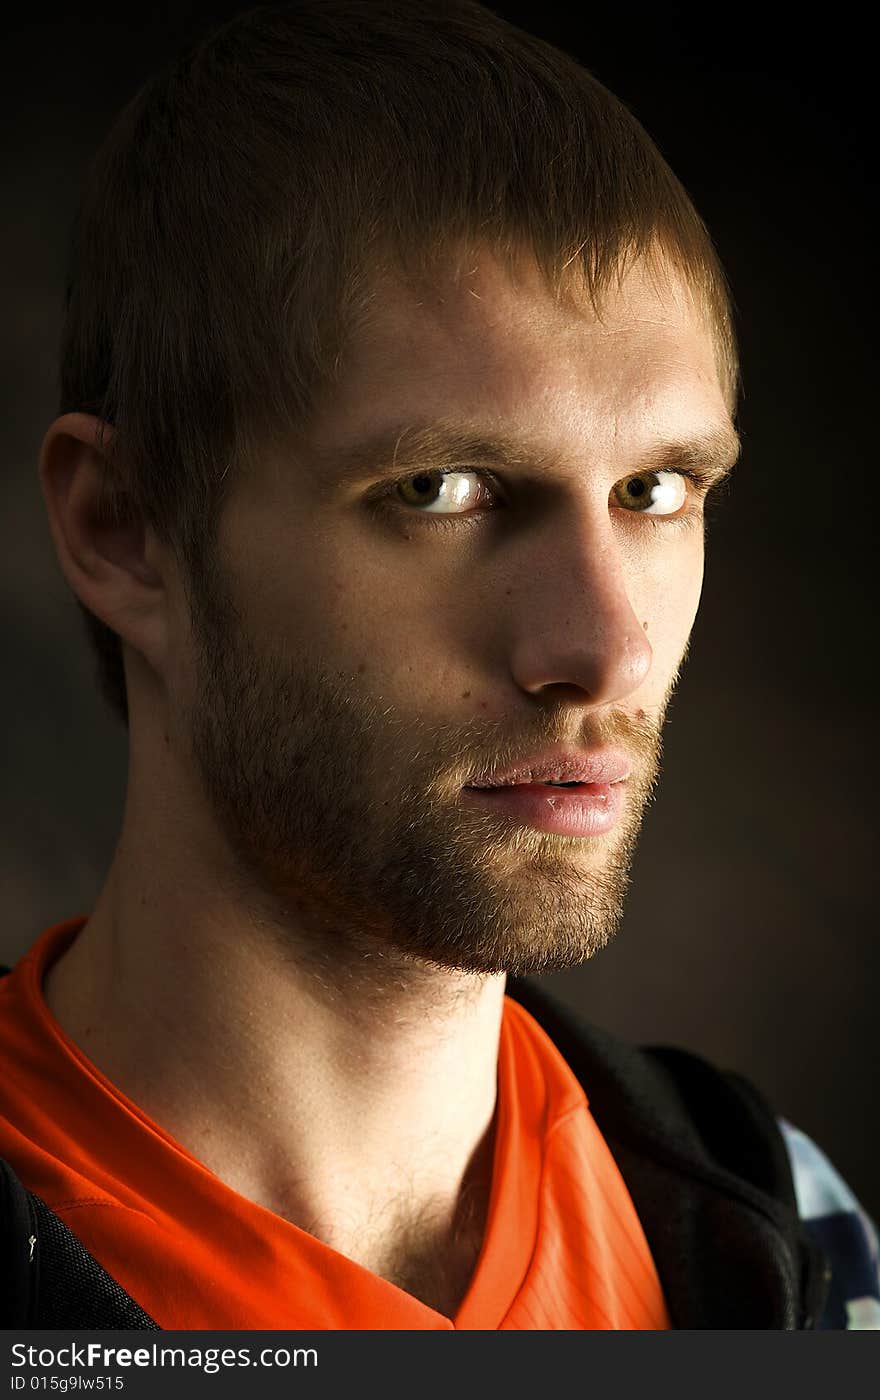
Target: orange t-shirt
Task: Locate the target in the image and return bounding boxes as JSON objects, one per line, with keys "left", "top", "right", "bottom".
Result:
{"left": 0, "top": 917, "right": 671, "bottom": 1330}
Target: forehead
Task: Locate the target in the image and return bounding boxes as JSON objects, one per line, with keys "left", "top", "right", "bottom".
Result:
{"left": 305, "top": 245, "right": 731, "bottom": 459}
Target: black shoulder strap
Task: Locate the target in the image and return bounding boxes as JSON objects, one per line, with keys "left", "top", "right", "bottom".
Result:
{"left": 0, "top": 1158, "right": 159, "bottom": 1329}
{"left": 0, "top": 1157, "right": 38, "bottom": 1325}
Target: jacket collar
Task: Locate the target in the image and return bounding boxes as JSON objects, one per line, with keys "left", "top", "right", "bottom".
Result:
{"left": 507, "top": 976, "right": 829, "bottom": 1328}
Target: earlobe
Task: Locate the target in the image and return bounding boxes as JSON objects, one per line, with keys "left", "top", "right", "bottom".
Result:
{"left": 37, "top": 412, "right": 166, "bottom": 651}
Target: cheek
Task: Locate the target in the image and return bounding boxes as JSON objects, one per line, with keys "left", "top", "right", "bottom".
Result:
{"left": 220, "top": 507, "right": 359, "bottom": 643}
{"left": 233, "top": 521, "right": 447, "bottom": 687}
{"left": 631, "top": 530, "right": 705, "bottom": 668}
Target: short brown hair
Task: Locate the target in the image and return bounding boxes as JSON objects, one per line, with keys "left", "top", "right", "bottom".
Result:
{"left": 59, "top": 0, "right": 740, "bottom": 728}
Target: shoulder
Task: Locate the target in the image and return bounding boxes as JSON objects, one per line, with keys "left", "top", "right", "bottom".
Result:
{"left": 778, "top": 1117, "right": 880, "bottom": 1330}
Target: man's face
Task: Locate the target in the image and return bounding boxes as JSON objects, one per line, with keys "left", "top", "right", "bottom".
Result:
{"left": 175, "top": 246, "right": 737, "bottom": 986}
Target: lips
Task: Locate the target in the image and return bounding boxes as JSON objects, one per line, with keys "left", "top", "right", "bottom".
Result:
{"left": 462, "top": 772, "right": 627, "bottom": 837}
{"left": 465, "top": 748, "right": 631, "bottom": 789}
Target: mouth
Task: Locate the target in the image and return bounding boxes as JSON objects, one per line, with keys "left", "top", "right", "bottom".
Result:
{"left": 504, "top": 779, "right": 586, "bottom": 787}
{"left": 464, "top": 779, "right": 601, "bottom": 792}
{"left": 461, "top": 777, "right": 628, "bottom": 837}
{"left": 465, "top": 747, "right": 631, "bottom": 789}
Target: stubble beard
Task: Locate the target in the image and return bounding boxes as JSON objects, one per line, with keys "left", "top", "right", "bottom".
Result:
{"left": 184, "top": 572, "right": 667, "bottom": 997}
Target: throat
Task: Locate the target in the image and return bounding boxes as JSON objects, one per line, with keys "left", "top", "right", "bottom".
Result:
{"left": 369, "top": 1216, "right": 487, "bottom": 1317}
{"left": 388, "top": 1142, "right": 493, "bottom": 1315}
{"left": 327, "top": 1133, "right": 495, "bottom": 1317}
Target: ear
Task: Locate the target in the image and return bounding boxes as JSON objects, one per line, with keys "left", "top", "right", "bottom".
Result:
{"left": 37, "top": 413, "right": 172, "bottom": 679}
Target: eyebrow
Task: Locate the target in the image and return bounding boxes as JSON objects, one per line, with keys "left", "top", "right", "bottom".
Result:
{"left": 317, "top": 418, "right": 743, "bottom": 489}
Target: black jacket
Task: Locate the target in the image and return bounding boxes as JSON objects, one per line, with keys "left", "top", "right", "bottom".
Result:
{"left": 0, "top": 975, "right": 831, "bottom": 1330}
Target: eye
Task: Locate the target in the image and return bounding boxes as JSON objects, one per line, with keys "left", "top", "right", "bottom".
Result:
{"left": 612, "top": 469, "right": 689, "bottom": 516}
{"left": 392, "top": 468, "right": 495, "bottom": 514}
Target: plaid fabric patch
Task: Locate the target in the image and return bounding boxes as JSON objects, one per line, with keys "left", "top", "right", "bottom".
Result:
{"left": 779, "top": 1118, "right": 880, "bottom": 1330}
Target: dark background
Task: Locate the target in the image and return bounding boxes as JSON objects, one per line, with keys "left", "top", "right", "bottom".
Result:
{"left": 2, "top": 4, "right": 876, "bottom": 1219}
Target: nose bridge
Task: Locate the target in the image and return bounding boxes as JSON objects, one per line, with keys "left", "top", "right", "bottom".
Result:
{"left": 506, "top": 507, "right": 653, "bottom": 704}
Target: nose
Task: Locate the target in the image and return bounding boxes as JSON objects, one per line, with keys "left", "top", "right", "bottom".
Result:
{"left": 505, "top": 513, "right": 653, "bottom": 706}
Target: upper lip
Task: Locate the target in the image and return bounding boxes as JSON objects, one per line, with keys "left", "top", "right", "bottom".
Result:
{"left": 465, "top": 748, "right": 631, "bottom": 788}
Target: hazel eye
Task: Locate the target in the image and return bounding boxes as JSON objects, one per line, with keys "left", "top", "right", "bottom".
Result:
{"left": 612, "top": 470, "right": 688, "bottom": 516}
{"left": 394, "top": 469, "right": 490, "bottom": 514}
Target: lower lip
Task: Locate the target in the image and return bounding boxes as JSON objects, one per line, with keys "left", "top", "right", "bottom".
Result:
{"left": 461, "top": 782, "right": 626, "bottom": 836}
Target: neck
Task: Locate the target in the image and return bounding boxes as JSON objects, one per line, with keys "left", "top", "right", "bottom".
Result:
{"left": 43, "top": 794, "right": 505, "bottom": 1310}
